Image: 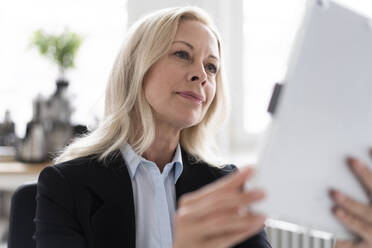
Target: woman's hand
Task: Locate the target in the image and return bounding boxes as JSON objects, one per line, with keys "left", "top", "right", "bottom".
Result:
{"left": 172, "top": 167, "right": 266, "bottom": 248}
{"left": 330, "top": 154, "right": 372, "bottom": 248}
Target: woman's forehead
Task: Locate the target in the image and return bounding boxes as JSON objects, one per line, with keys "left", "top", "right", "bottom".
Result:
{"left": 173, "top": 20, "right": 219, "bottom": 57}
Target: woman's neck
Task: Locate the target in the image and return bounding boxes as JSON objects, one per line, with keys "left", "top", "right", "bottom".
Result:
{"left": 142, "top": 124, "right": 180, "bottom": 172}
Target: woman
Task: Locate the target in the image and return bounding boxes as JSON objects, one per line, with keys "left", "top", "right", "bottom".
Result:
{"left": 34, "top": 6, "right": 271, "bottom": 248}
{"left": 331, "top": 154, "right": 372, "bottom": 248}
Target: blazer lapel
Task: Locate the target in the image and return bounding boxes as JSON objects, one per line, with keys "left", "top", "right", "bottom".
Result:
{"left": 88, "top": 152, "right": 136, "bottom": 248}
{"left": 175, "top": 149, "right": 215, "bottom": 207}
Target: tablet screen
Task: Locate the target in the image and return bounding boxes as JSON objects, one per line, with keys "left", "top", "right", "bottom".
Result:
{"left": 247, "top": 0, "right": 372, "bottom": 239}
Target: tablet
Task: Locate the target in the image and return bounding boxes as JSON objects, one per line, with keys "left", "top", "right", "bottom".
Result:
{"left": 246, "top": 0, "right": 372, "bottom": 239}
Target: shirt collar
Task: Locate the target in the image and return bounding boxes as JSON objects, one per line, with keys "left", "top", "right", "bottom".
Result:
{"left": 120, "top": 143, "right": 183, "bottom": 182}
{"left": 121, "top": 143, "right": 142, "bottom": 179}
{"left": 172, "top": 144, "right": 183, "bottom": 182}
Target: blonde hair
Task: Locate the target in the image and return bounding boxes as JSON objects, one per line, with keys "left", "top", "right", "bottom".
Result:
{"left": 55, "top": 6, "right": 229, "bottom": 166}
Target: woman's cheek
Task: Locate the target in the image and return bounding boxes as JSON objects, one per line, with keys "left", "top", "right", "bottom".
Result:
{"left": 210, "top": 83, "right": 217, "bottom": 102}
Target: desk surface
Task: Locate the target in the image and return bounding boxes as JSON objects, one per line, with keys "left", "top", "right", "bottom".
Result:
{"left": 0, "top": 161, "right": 51, "bottom": 174}
{"left": 0, "top": 160, "right": 51, "bottom": 191}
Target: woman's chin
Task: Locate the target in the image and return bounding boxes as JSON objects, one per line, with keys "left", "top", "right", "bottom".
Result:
{"left": 157, "top": 111, "right": 204, "bottom": 130}
{"left": 176, "top": 117, "right": 203, "bottom": 129}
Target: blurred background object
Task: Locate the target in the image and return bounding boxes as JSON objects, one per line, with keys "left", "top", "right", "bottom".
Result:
{"left": 1, "top": 0, "right": 372, "bottom": 247}
{"left": 15, "top": 28, "right": 84, "bottom": 162}
{"left": 0, "top": 111, "right": 17, "bottom": 163}
{"left": 0, "top": 1, "right": 126, "bottom": 246}
{"left": 30, "top": 28, "right": 83, "bottom": 81}
{"left": 0, "top": 111, "right": 17, "bottom": 148}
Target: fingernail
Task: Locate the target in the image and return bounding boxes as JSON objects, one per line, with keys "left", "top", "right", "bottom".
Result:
{"left": 252, "top": 188, "right": 264, "bottom": 195}
{"left": 352, "top": 159, "right": 364, "bottom": 172}
{"left": 329, "top": 189, "right": 344, "bottom": 203}
{"left": 346, "top": 157, "right": 354, "bottom": 167}
{"left": 253, "top": 189, "right": 265, "bottom": 199}
{"left": 254, "top": 214, "right": 266, "bottom": 224}
{"left": 242, "top": 166, "right": 253, "bottom": 174}
{"left": 238, "top": 206, "right": 248, "bottom": 217}
{"left": 335, "top": 208, "right": 345, "bottom": 218}
{"left": 346, "top": 157, "right": 363, "bottom": 172}
{"left": 329, "top": 189, "right": 337, "bottom": 198}
{"left": 332, "top": 206, "right": 344, "bottom": 217}
{"left": 335, "top": 191, "right": 345, "bottom": 203}
{"left": 331, "top": 205, "right": 338, "bottom": 214}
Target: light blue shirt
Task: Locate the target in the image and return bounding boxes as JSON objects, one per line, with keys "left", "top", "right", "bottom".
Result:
{"left": 120, "top": 143, "right": 183, "bottom": 248}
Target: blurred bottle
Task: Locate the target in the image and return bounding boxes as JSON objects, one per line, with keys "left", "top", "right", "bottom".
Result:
{"left": 0, "top": 110, "right": 17, "bottom": 146}
{"left": 16, "top": 96, "right": 48, "bottom": 162}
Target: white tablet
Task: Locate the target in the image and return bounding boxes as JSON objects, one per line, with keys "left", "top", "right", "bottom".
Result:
{"left": 247, "top": 0, "right": 372, "bottom": 239}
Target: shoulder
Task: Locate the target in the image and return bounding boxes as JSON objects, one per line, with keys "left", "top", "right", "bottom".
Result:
{"left": 35, "top": 157, "right": 97, "bottom": 219}
{"left": 36, "top": 152, "right": 128, "bottom": 216}
{"left": 181, "top": 149, "right": 237, "bottom": 178}
{"left": 39, "top": 155, "right": 98, "bottom": 183}
{"left": 39, "top": 151, "right": 124, "bottom": 182}
{"left": 37, "top": 151, "right": 126, "bottom": 195}
{"left": 180, "top": 152, "right": 238, "bottom": 188}
{"left": 37, "top": 155, "right": 98, "bottom": 197}
{"left": 207, "top": 163, "right": 238, "bottom": 178}
{"left": 194, "top": 162, "right": 238, "bottom": 182}
{"left": 176, "top": 157, "right": 239, "bottom": 197}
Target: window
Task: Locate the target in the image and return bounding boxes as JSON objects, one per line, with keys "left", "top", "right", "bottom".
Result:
{"left": 240, "top": 0, "right": 372, "bottom": 161}
{"left": 0, "top": 0, "right": 127, "bottom": 137}
{"left": 243, "top": 0, "right": 307, "bottom": 134}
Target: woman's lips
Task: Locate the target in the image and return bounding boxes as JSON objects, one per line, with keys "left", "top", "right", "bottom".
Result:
{"left": 176, "top": 91, "right": 205, "bottom": 104}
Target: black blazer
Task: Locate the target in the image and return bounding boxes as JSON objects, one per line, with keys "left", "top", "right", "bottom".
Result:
{"left": 34, "top": 149, "right": 271, "bottom": 248}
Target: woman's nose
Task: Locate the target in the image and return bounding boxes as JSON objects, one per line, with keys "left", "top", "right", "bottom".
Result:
{"left": 188, "top": 63, "right": 207, "bottom": 85}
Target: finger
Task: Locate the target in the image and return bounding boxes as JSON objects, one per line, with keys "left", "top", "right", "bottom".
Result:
{"left": 205, "top": 225, "right": 265, "bottom": 248}
{"left": 330, "top": 190, "right": 372, "bottom": 225}
{"left": 347, "top": 158, "right": 372, "bottom": 199}
{"left": 201, "top": 216, "right": 265, "bottom": 248}
{"left": 176, "top": 189, "right": 265, "bottom": 222}
{"left": 204, "top": 166, "right": 255, "bottom": 193}
{"left": 200, "top": 212, "right": 265, "bottom": 237}
{"left": 336, "top": 240, "right": 370, "bottom": 248}
{"left": 358, "top": 241, "right": 371, "bottom": 248}
{"left": 216, "top": 166, "right": 255, "bottom": 190}
{"left": 356, "top": 241, "right": 370, "bottom": 248}
{"left": 175, "top": 201, "right": 265, "bottom": 240}
{"left": 178, "top": 167, "right": 255, "bottom": 205}
{"left": 334, "top": 240, "right": 355, "bottom": 248}
{"left": 335, "top": 240, "right": 356, "bottom": 248}
{"left": 191, "top": 189, "right": 265, "bottom": 221}
{"left": 333, "top": 207, "right": 372, "bottom": 244}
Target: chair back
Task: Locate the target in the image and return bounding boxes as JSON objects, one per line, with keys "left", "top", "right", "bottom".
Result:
{"left": 8, "top": 182, "right": 37, "bottom": 248}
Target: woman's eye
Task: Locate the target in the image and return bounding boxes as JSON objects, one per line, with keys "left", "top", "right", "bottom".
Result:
{"left": 174, "top": 51, "right": 190, "bottom": 60}
{"left": 206, "top": 64, "right": 217, "bottom": 74}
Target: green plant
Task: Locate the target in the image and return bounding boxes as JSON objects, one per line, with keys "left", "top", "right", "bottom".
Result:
{"left": 31, "top": 28, "right": 83, "bottom": 78}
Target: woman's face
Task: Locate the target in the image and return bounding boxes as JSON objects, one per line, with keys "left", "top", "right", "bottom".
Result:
{"left": 143, "top": 20, "right": 219, "bottom": 130}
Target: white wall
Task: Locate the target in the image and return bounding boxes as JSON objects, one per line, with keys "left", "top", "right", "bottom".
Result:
{"left": 127, "top": 0, "right": 245, "bottom": 160}
{"left": 0, "top": 0, "right": 128, "bottom": 137}
{"left": 2, "top": 0, "right": 372, "bottom": 164}
{"left": 126, "top": 0, "right": 372, "bottom": 165}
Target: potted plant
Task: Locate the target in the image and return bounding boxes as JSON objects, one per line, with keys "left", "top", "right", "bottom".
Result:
{"left": 30, "top": 28, "right": 83, "bottom": 84}
{"left": 16, "top": 28, "right": 85, "bottom": 162}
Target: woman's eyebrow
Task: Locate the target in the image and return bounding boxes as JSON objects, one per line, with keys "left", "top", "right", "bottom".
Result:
{"left": 172, "top": 40, "right": 219, "bottom": 61}
{"left": 173, "top": 40, "right": 194, "bottom": 49}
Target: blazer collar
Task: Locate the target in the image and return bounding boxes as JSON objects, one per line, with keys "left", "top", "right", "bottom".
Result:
{"left": 175, "top": 149, "right": 212, "bottom": 206}
{"left": 120, "top": 143, "right": 184, "bottom": 182}
{"left": 91, "top": 150, "right": 136, "bottom": 248}
{"left": 89, "top": 148, "right": 207, "bottom": 247}
{"left": 103, "top": 148, "right": 207, "bottom": 206}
